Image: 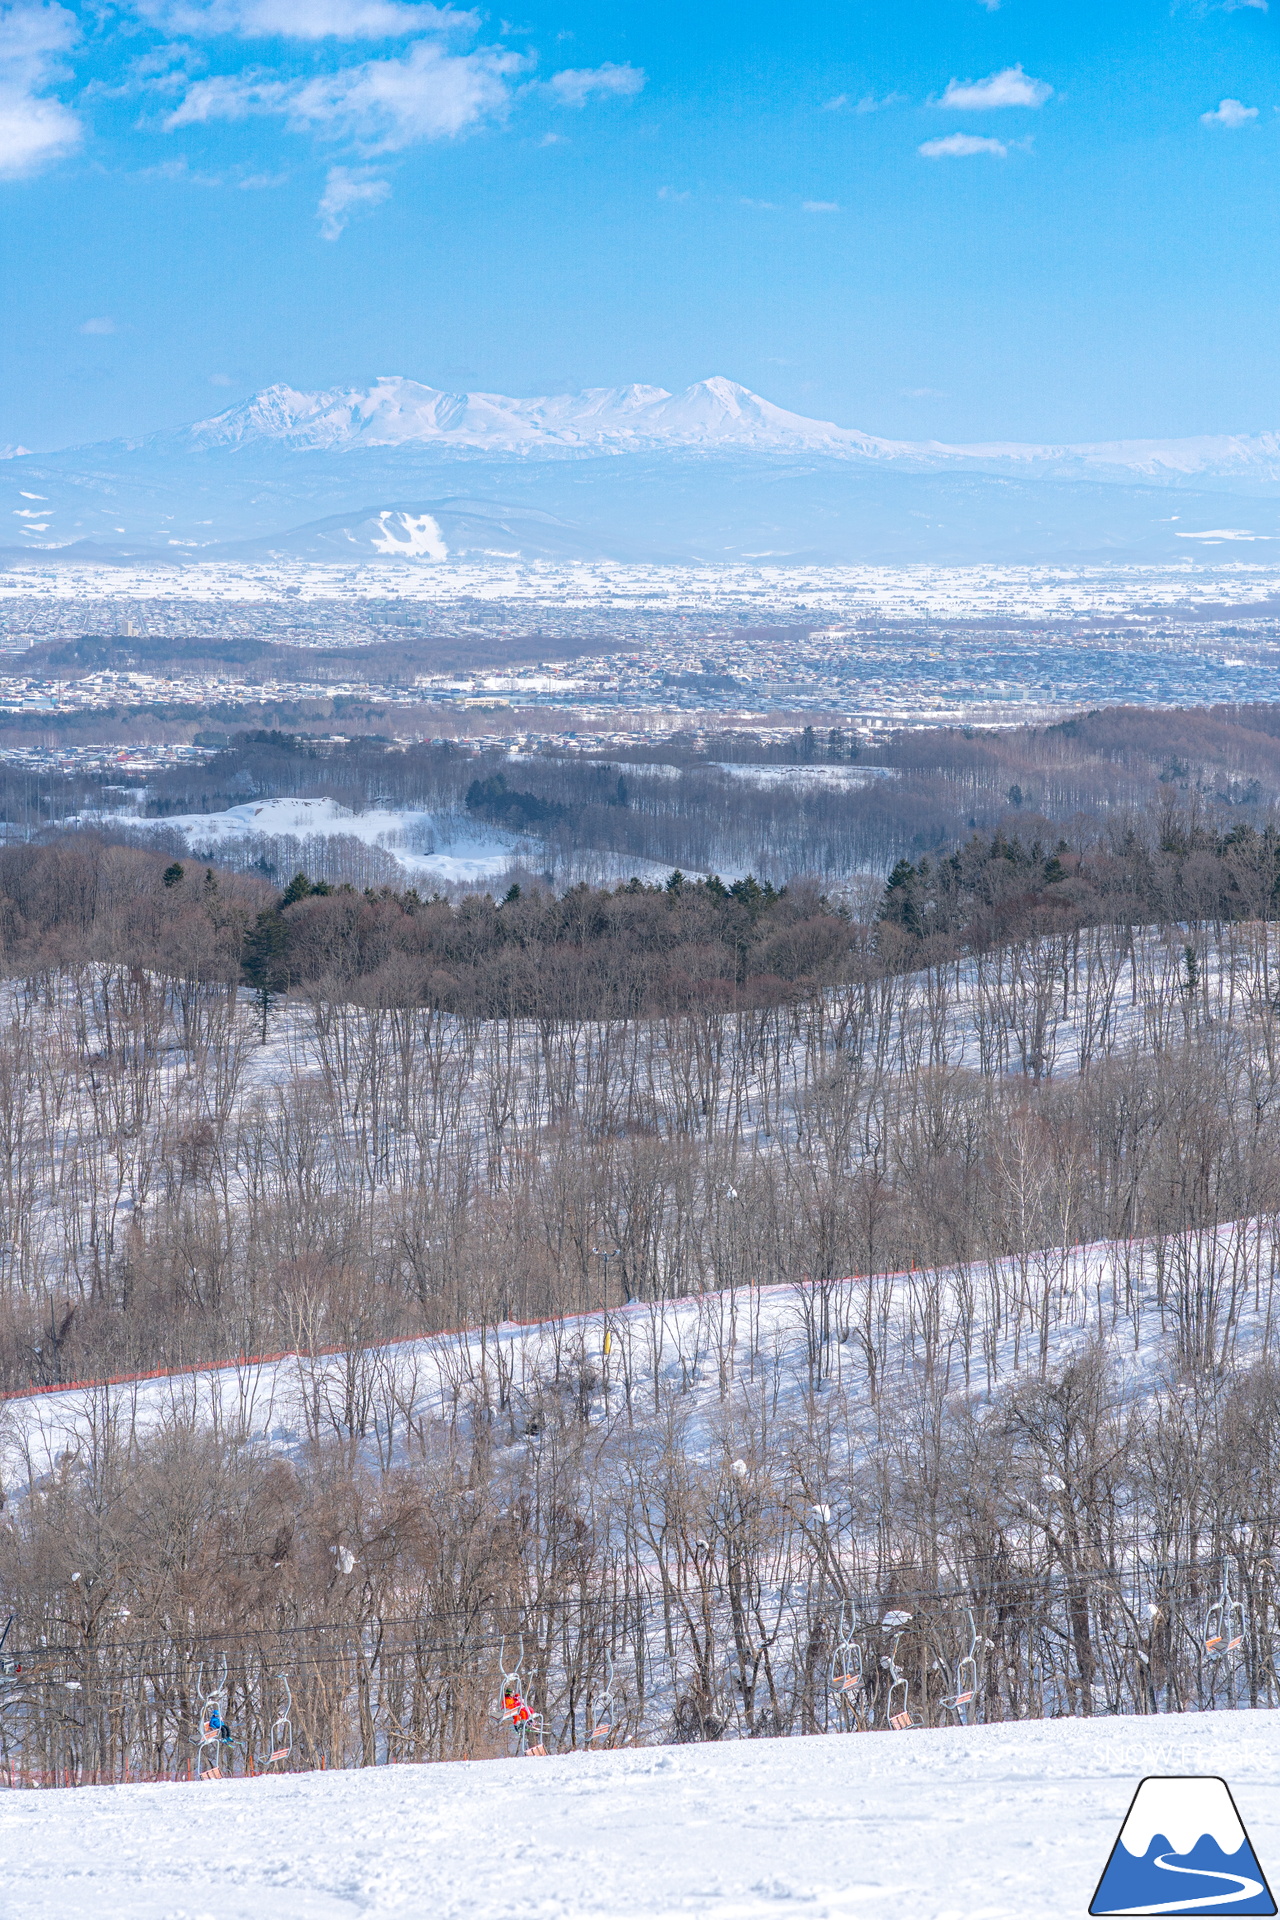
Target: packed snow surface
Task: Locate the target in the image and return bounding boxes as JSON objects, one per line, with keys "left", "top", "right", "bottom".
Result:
{"left": 3, "top": 1710, "right": 1279, "bottom": 1919}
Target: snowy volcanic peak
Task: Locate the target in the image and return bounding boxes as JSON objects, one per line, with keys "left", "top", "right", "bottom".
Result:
{"left": 180, "top": 377, "right": 1280, "bottom": 480}
{"left": 619, "top": 376, "right": 890, "bottom": 451}
{"left": 185, "top": 376, "right": 900, "bottom": 456}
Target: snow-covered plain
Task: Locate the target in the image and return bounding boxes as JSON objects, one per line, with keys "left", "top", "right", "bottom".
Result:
{"left": 2, "top": 1709, "right": 1279, "bottom": 1919}
{"left": 6, "top": 556, "right": 1280, "bottom": 623}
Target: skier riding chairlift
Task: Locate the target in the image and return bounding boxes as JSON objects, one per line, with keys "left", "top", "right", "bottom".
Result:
{"left": 499, "top": 1636, "right": 547, "bottom": 1758}
{"left": 265, "top": 1673, "right": 293, "bottom": 1767}
{"left": 1204, "top": 1581, "right": 1246, "bottom": 1659}
{"left": 196, "top": 1657, "right": 232, "bottom": 1780}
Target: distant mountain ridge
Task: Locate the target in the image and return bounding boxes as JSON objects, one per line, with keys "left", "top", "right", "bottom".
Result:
{"left": 139, "top": 374, "right": 1280, "bottom": 488}
{"left": 11, "top": 375, "right": 1280, "bottom": 566}
{"left": 172, "top": 376, "right": 892, "bottom": 459}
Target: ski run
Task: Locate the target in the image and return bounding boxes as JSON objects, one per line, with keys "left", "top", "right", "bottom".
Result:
{"left": 0, "top": 1706, "right": 1277, "bottom": 1918}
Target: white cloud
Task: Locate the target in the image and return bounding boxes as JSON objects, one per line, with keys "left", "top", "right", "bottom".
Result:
{"left": 657, "top": 184, "right": 689, "bottom": 200}
{"left": 1201, "top": 97, "right": 1258, "bottom": 126}
{"left": 919, "top": 132, "right": 1008, "bottom": 158}
{"left": 135, "top": 0, "right": 475, "bottom": 39}
{"left": 1221, "top": 0, "right": 1267, "bottom": 9}
{"left": 856, "top": 91, "right": 908, "bottom": 113}
{"left": 317, "top": 161, "right": 389, "bottom": 235}
{"left": 939, "top": 65, "right": 1052, "bottom": 110}
{"left": 166, "top": 37, "right": 524, "bottom": 149}
{"left": 902, "top": 386, "right": 946, "bottom": 398}
{"left": 79, "top": 315, "right": 116, "bottom": 333}
{"left": 802, "top": 199, "right": 839, "bottom": 212}
{"left": 545, "top": 62, "right": 644, "bottom": 108}
{"left": 821, "top": 93, "right": 847, "bottom": 111}
{"left": 0, "top": 1, "right": 81, "bottom": 178}
{"left": 208, "top": 371, "right": 235, "bottom": 384}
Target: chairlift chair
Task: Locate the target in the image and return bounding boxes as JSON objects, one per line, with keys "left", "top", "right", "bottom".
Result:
{"left": 266, "top": 1673, "right": 293, "bottom": 1766}
{"left": 941, "top": 1608, "right": 983, "bottom": 1726}
{"left": 829, "top": 1605, "right": 866, "bottom": 1729}
{"left": 1205, "top": 1582, "right": 1246, "bottom": 1659}
{"left": 196, "top": 1656, "right": 230, "bottom": 1780}
{"left": 498, "top": 1635, "right": 547, "bottom": 1757}
{"left": 885, "top": 1632, "right": 922, "bottom": 1731}
{"left": 589, "top": 1651, "right": 615, "bottom": 1744}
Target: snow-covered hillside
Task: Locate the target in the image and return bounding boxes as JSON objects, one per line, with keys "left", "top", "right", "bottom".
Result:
{"left": 1, "top": 1215, "right": 1271, "bottom": 1496}
{"left": 3, "top": 1709, "right": 1279, "bottom": 1919}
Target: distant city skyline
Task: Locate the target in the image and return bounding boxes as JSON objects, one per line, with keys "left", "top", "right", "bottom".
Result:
{"left": 0, "top": 0, "right": 1276, "bottom": 452}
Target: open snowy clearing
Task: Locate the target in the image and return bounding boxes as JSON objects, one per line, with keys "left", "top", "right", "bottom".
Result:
{"left": 87, "top": 795, "right": 717, "bottom": 889}
{"left": 88, "top": 797, "right": 527, "bottom": 886}
{"left": 2, "top": 1709, "right": 1278, "bottom": 1919}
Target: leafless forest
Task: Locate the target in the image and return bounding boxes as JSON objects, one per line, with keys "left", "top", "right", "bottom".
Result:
{"left": 19, "top": 696, "right": 1280, "bottom": 885}
{"left": 4, "top": 752, "right": 1280, "bottom": 1781}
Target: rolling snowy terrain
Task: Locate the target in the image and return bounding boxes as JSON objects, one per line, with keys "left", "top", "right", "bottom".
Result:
{"left": 2, "top": 1710, "right": 1279, "bottom": 1919}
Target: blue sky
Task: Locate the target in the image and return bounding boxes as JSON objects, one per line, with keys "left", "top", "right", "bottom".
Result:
{"left": 0, "top": 0, "right": 1276, "bottom": 450}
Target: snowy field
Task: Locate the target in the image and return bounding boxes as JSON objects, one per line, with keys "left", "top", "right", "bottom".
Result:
{"left": 6, "top": 556, "right": 1280, "bottom": 623}
{"left": 84, "top": 794, "right": 707, "bottom": 890}
{"left": 92, "top": 795, "right": 528, "bottom": 886}
{"left": 2, "top": 1709, "right": 1278, "bottom": 1919}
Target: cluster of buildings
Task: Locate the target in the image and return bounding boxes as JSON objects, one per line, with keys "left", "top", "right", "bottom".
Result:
{"left": 0, "top": 559, "right": 1274, "bottom": 756}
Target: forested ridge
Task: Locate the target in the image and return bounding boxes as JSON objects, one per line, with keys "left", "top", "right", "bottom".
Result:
{"left": 1, "top": 798, "right": 1280, "bottom": 1020}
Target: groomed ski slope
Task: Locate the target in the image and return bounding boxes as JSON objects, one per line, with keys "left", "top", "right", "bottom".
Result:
{"left": 2, "top": 1709, "right": 1279, "bottom": 1920}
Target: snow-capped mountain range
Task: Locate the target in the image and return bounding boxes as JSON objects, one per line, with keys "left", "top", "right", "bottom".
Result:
{"left": 11, "top": 375, "right": 1280, "bottom": 566}
{"left": 167, "top": 373, "right": 1280, "bottom": 487}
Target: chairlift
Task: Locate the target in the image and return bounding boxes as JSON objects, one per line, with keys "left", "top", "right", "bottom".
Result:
{"left": 829, "top": 1605, "right": 866, "bottom": 1729}
{"left": 265, "top": 1672, "right": 293, "bottom": 1766}
{"left": 885, "top": 1631, "right": 921, "bottom": 1731}
{"left": 499, "top": 1635, "right": 547, "bottom": 1757}
{"left": 940, "top": 1608, "right": 982, "bottom": 1726}
{"left": 1204, "top": 1581, "right": 1246, "bottom": 1659}
{"left": 589, "top": 1651, "right": 615, "bottom": 1744}
{"left": 196, "top": 1656, "right": 230, "bottom": 1780}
